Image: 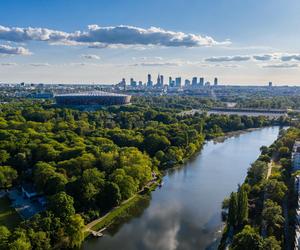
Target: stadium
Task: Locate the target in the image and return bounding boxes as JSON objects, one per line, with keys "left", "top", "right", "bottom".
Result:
{"left": 55, "top": 91, "right": 131, "bottom": 105}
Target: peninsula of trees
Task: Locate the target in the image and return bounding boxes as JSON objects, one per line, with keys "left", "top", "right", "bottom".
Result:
{"left": 219, "top": 127, "right": 300, "bottom": 250}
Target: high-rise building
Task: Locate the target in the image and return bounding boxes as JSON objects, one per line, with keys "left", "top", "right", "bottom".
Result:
{"left": 156, "top": 74, "right": 161, "bottom": 86}
{"left": 147, "top": 74, "right": 153, "bottom": 87}
{"left": 192, "top": 77, "right": 198, "bottom": 86}
{"left": 138, "top": 81, "right": 143, "bottom": 87}
{"left": 269, "top": 82, "right": 273, "bottom": 87}
{"left": 199, "top": 77, "right": 204, "bottom": 86}
{"left": 169, "top": 77, "right": 172, "bottom": 86}
{"left": 175, "top": 77, "right": 181, "bottom": 87}
{"left": 130, "top": 78, "right": 137, "bottom": 87}
{"left": 185, "top": 79, "right": 191, "bottom": 87}
{"left": 160, "top": 75, "right": 164, "bottom": 86}
{"left": 214, "top": 77, "right": 218, "bottom": 86}
{"left": 118, "top": 78, "right": 126, "bottom": 90}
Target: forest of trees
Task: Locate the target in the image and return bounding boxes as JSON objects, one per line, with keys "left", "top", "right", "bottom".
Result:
{"left": 0, "top": 97, "right": 289, "bottom": 249}
{"left": 219, "top": 127, "right": 300, "bottom": 250}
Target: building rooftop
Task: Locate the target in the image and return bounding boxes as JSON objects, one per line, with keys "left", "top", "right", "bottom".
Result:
{"left": 55, "top": 91, "right": 129, "bottom": 97}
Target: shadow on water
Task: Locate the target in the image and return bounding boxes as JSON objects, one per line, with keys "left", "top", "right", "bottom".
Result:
{"left": 106, "top": 194, "right": 152, "bottom": 236}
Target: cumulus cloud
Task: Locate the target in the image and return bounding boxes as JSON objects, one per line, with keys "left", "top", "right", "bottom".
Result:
{"left": 29, "top": 63, "right": 50, "bottom": 67}
{"left": 205, "top": 55, "right": 251, "bottom": 62}
{"left": 0, "top": 25, "right": 68, "bottom": 42}
{"left": 280, "top": 54, "right": 300, "bottom": 61}
{"left": 262, "top": 63, "right": 298, "bottom": 68}
{"left": 214, "top": 64, "right": 240, "bottom": 68}
{"left": 253, "top": 54, "right": 273, "bottom": 61}
{"left": 0, "top": 44, "right": 31, "bottom": 55}
{"left": 81, "top": 54, "right": 100, "bottom": 60}
{"left": 1, "top": 62, "right": 17, "bottom": 66}
{"left": 132, "top": 56, "right": 163, "bottom": 61}
{"left": 0, "top": 24, "right": 230, "bottom": 48}
{"left": 131, "top": 62, "right": 180, "bottom": 67}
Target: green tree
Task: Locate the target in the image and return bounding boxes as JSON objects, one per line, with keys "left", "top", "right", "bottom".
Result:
{"left": 0, "top": 150, "right": 10, "bottom": 164}
{"left": 48, "top": 192, "right": 75, "bottom": 220}
{"left": 98, "top": 182, "right": 121, "bottom": 210}
{"left": 264, "top": 179, "right": 287, "bottom": 203}
{"left": 227, "top": 192, "right": 238, "bottom": 228}
{"left": 65, "top": 214, "right": 85, "bottom": 248}
{"left": 9, "top": 230, "right": 31, "bottom": 250}
{"left": 231, "top": 225, "right": 263, "bottom": 250}
{"left": 144, "top": 133, "right": 171, "bottom": 156}
{"left": 0, "top": 166, "right": 18, "bottom": 188}
{"left": 262, "top": 200, "right": 284, "bottom": 236}
{"left": 237, "top": 186, "right": 248, "bottom": 227}
{"left": 28, "top": 230, "right": 51, "bottom": 250}
{"left": 262, "top": 236, "right": 281, "bottom": 250}
{"left": 0, "top": 226, "right": 10, "bottom": 250}
{"left": 247, "top": 161, "right": 268, "bottom": 185}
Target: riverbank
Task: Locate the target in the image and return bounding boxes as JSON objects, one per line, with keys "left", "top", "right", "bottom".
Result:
{"left": 211, "top": 127, "right": 261, "bottom": 143}
{"left": 84, "top": 179, "right": 160, "bottom": 238}
{"left": 218, "top": 126, "right": 297, "bottom": 250}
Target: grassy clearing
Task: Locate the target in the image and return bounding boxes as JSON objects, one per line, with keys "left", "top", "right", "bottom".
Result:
{"left": 270, "top": 162, "right": 282, "bottom": 178}
{"left": 90, "top": 194, "right": 146, "bottom": 233}
{"left": 84, "top": 181, "right": 159, "bottom": 238}
{"left": 0, "top": 196, "right": 21, "bottom": 230}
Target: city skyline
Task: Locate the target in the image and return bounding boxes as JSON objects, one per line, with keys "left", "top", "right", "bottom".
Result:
{"left": 1, "top": 0, "right": 300, "bottom": 85}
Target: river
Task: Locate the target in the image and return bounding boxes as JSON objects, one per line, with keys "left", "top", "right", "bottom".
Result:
{"left": 83, "top": 126, "right": 280, "bottom": 250}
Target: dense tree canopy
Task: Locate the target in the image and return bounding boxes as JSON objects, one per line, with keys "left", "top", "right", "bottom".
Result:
{"left": 0, "top": 97, "right": 285, "bottom": 249}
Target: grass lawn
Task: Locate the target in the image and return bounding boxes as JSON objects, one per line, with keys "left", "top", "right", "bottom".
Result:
{"left": 270, "top": 162, "right": 282, "bottom": 178}
{"left": 0, "top": 195, "right": 22, "bottom": 230}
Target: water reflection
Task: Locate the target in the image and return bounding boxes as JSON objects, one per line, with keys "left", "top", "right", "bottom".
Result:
{"left": 83, "top": 127, "right": 280, "bottom": 250}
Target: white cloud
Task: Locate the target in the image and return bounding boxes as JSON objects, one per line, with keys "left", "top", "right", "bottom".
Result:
{"left": 81, "top": 54, "right": 100, "bottom": 60}
{"left": 1, "top": 62, "right": 17, "bottom": 66}
{"left": 253, "top": 54, "right": 273, "bottom": 61}
{"left": 280, "top": 54, "right": 300, "bottom": 61}
{"left": 29, "top": 63, "right": 50, "bottom": 67}
{"left": 262, "top": 63, "right": 298, "bottom": 68}
{"left": 0, "top": 25, "right": 69, "bottom": 42}
{"left": 214, "top": 64, "right": 241, "bottom": 68}
{"left": 131, "top": 62, "right": 180, "bottom": 67}
{"left": 0, "top": 24, "right": 230, "bottom": 48}
{"left": 0, "top": 44, "right": 31, "bottom": 55}
{"left": 205, "top": 55, "right": 251, "bottom": 62}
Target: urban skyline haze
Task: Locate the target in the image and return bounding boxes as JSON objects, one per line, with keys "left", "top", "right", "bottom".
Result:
{"left": 1, "top": 0, "right": 300, "bottom": 85}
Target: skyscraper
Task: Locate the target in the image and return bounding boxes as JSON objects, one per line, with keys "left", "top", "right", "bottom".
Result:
{"left": 214, "top": 77, "right": 218, "bottom": 86}
{"left": 130, "top": 78, "right": 137, "bottom": 87}
{"left": 169, "top": 77, "right": 172, "bottom": 86}
{"left": 147, "top": 74, "right": 153, "bottom": 87}
{"left": 160, "top": 75, "right": 164, "bottom": 86}
{"left": 118, "top": 78, "right": 126, "bottom": 90}
{"left": 185, "top": 79, "right": 191, "bottom": 87}
{"left": 199, "top": 77, "right": 204, "bottom": 86}
{"left": 192, "top": 77, "right": 198, "bottom": 86}
{"left": 175, "top": 77, "right": 181, "bottom": 87}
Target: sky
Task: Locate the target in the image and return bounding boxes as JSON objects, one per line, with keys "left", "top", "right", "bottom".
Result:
{"left": 1, "top": 0, "right": 300, "bottom": 85}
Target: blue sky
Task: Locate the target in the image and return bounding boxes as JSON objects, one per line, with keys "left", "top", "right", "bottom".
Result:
{"left": 0, "top": 0, "right": 300, "bottom": 85}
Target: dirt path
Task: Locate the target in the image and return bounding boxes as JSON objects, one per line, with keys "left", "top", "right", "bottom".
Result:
{"left": 266, "top": 161, "right": 273, "bottom": 179}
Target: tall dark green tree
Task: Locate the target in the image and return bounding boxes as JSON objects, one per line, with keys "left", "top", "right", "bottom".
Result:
{"left": 228, "top": 192, "right": 238, "bottom": 228}
{"left": 237, "top": 186, "right": 248, "bottom": 227}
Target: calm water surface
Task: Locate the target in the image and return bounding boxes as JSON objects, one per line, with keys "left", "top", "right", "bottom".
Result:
{"left": 83, "top": 127, "right": 280, "bottom": 250}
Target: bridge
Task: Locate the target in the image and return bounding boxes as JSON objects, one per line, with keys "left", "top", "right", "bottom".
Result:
{"left": 209, "top": 107, "right": 288, "bottom": 115}
{"left": 180, "top": 107, "right": 289, "bottom": 118}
